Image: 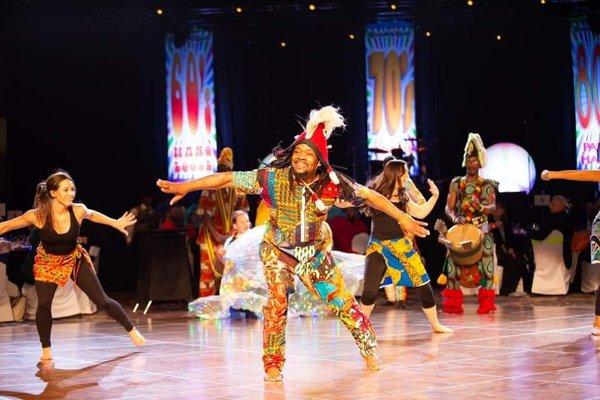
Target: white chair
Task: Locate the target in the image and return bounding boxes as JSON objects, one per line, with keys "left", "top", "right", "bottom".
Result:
{"left": 531, "top": 230, "right": 569, "bottom": 295}
{"left": 581, "top": 261, "right": 600, "bottom": 293}
{"left": 0, "top": 261, "right": 15, "bottom": 322}
{"left": 568, "top": 251, "right": 580, "bottom": 284}
{"left": 22, "top": 279, "right": 82, "bottom": 320}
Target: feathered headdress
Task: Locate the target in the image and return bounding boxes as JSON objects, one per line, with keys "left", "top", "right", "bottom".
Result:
{"left": 292, "top": 105, "right": 346, "bottom": 185}
{"left": 462, "top": 133, "right": 487, "bottom": 168}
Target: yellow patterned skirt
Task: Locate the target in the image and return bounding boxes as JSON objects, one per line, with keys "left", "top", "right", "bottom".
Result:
{"left": 366, "top": 237, "right": 430, "bottom": 287}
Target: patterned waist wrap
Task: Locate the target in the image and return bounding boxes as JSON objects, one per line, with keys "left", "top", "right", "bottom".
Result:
{"left": 366, "top": 236, "right": 430, "bottom": 288}
{"left": 34, "top": 244, "right": 92, "bottom": 287}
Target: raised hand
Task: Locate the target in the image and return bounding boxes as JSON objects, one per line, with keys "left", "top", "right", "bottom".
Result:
{"left": 427, "top": 179, "right": 439, "bottom": 198}
{"left": 540, "top": 170, "right": 551, "bottom": 181}
{"left": 115, "top": 212, "right": 137, "bottom": 236}
{"left": 156, "top": 179, "right": 188, "bottom": 205}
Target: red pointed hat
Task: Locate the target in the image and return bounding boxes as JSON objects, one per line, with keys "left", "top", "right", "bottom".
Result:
{"left": 292, "top": 106, "right": 346, "bottom": 184}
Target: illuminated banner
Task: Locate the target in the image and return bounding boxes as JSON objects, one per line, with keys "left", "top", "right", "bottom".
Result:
{"left": 365, "top": 22, "right": 417, "bottom": 173}
{"left": 166, "top": 30, "right": 217, "bottom": 181}
{"left": 571, "top": 20, "right": 600, "bottom": 170}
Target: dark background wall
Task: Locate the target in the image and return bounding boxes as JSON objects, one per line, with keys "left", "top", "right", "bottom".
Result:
{"left": 0, "top": 3, "right": 596, "bottom": 289}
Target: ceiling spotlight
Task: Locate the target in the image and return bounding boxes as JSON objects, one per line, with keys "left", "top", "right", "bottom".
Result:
{"left": 156, "top": 8, "right": 163, "bottom": 15}
{"left": 390, "top": 4, "right": 397, "bottom": 10}
{"left": 425, "top": 31, "right": 431, "bottom": 37}
{"left": 496, "top": 34, "right": 502, "bottom": 40}
{"left": 309, "top": 4, "right": 316, "bottom": 11}
{"left": 235, "top": 6, "right": 243, "bottom": 13}
{"left": 348, "top": 34, "right": 355, "bottom": 40}
{"left": 280, "top": 41, "right": 286, "bottom": 47}
{"left": 467, "top": 0, "right": 474, "bottom": 6}
{"left": 540, "top": 0, "right": 546, "bottom": 4}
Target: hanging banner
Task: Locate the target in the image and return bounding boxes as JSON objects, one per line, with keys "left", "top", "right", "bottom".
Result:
{"left": 365, "top": 22, "right": 417, "bottom": 174}
{"left": 166, "top": 30, "right": 217, "bottom": 181}
{"left": 571, "top": 20, "right": 600, "bottom": 170}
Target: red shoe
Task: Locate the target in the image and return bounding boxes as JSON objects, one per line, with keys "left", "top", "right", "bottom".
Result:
{"left": 441, "top": 288, "right": 464, "bottom": 314}
{"left": 477, "top": 288, "right": 497, "bottom": 314}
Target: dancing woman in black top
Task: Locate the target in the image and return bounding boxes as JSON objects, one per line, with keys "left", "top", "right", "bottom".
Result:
{"left": 360, "top": 160, "right": 452, "bottom": 333}
{"left": 0, "top": 170, "right": 145, "bottom": 366}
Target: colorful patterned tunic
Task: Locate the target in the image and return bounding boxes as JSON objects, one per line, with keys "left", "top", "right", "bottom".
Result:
{"left": 445, "top": 176, "right": 497, "bottom": 289}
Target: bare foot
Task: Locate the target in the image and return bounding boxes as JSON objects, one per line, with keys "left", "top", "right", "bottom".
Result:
{"left": 264, "top": 367, "right": 283, "bottom": 382}
{"left": 37, "top": 355, "right": 54, "bottom": 369}
{"left": 432, "top": 324, "right": 454, "bottom": 334}
{"left": 592, "top": 326, "right": 600, "bottom": 337}
{"left": 129, "top": 328, "right": 146, "bottom": 346}
{"left": 363, "top": 354, "right": 382, "bottom": 371}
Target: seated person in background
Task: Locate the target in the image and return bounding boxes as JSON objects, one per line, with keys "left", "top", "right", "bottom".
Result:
{"left": 328, "top": 207, "right": 367, "bottom": 253}
{"left": 491, "top": 203, "right": 531, "bottom": 295}
{"left": 216, "top": 210, "right": 255, "bottom": 317}
{"left": 160, "top": 205, "right": 185, "bottom": 230}
{"left": 126, "top": 195, "right": 159, "bottom": 243}
{"left": 528, "top": 195, "right": 574, "bottom": 268}
{"left": 219, "top": 210, "right": 252, "bottom": 251}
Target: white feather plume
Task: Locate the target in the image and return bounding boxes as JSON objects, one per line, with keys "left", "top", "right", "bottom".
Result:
{"left": 462, "top": 132, "right": 487, "bottom": 168}
{"left": 304, "top": 105, "right": 346, "bottom": 139}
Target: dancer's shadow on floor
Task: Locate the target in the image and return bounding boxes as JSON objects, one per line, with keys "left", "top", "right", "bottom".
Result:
{"left": 0, "top": 352, "right": 141, "bottom": 400}
{"left": 378, "top": 332, "right": 453, "bottom": 361}
{"left": 533, "top": 336, "right": 600, "bottom": 369}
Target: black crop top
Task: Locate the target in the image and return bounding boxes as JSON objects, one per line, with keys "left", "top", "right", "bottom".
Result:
{"left": 39, "top": 206, "right": 80, "bottom": 255}
{"left": 370, "top": 202, "right": 405, "bottom": 241}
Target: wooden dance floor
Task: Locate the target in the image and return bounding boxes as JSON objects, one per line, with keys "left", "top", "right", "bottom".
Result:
{"left": 0, "top": 294, "right": 599, "bottom": 400}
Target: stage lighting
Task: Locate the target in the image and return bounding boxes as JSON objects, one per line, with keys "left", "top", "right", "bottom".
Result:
{"left": 481, "top": 143, "right": 536, "bottom": 194}
{"left": 425, "top": 31, "right": 431, "bottom": 37}
{"left": 496, "top": 34, "right": 502, "bottom": 40}
{"left": 390, "top": 4, "right": 397, "bottom": 10}
{"left": 467, "top": 0, "right": 474, "bottom": 6}
{"left": 235, "top": 6, "right": 243, "bottom": 13}
{"left": 280, "top": 41, "right": 286, "bottom": 47}
{"left": 348, "top": 34, "right": 355, "bottom": 40}
{"left": 540, "top": 0, "right": 546, "bottom": 4}
{"left": 156, "top": 8, "right": 163, "bottom": 15}
{"left": 309, "top": 4, "right": 316, "bottom": 11}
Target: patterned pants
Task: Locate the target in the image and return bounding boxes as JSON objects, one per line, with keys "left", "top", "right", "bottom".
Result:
{"left": 259, "top": 241, "right": 377, "bottom": 372}
{"left": 445, "top": 232, "right": 494, "bottom": 290}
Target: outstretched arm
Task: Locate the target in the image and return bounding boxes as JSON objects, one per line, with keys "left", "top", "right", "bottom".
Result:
{"left": 407, "top": 179, "right": 439, "bottom": 219}
{"left": 354, "top": 185, "right": 429, "bottom": 238}
{"left": 74, "top": 204, "right": 136, "bottom": 236}
{"left": 156, "top": 172, "right": 234, "bottom": 205}
{"left": 542, "top": 169, "right": 600, "bottom": 182}
{"left": 0, "top": 210, "right": 39, "bottom": 235}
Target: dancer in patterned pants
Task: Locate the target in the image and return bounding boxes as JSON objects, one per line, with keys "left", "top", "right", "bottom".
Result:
{"left": 158, "top": 106, "right": 429, "bottom": 381}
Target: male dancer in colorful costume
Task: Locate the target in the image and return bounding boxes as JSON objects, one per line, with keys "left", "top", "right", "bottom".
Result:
{"left": 157, "top": 106, "right": 429, "bottom": 381}
{"left": 196, "top": 147, "right": 249, "bottom": 296}
{"left": 439, "top": 133, "right": 498, "bottom": 314}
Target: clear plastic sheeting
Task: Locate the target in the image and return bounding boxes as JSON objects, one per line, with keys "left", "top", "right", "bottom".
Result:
{"left": 188, "top": 225, "right": 365, "bottom": 319}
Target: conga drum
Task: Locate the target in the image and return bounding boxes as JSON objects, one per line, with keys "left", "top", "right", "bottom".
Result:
{"left": 446, "top": 223, "right": 483, "bottom": 266}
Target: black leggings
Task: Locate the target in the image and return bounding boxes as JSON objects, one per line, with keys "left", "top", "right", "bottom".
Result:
{"left": 596, "top": 289, "right": 600, "bottom": 316}
{"left": 34, "top": 261, "right": 134, "bottom": 348}
{"left": 362, "top": 251, "right": 436, "bottom": 309}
